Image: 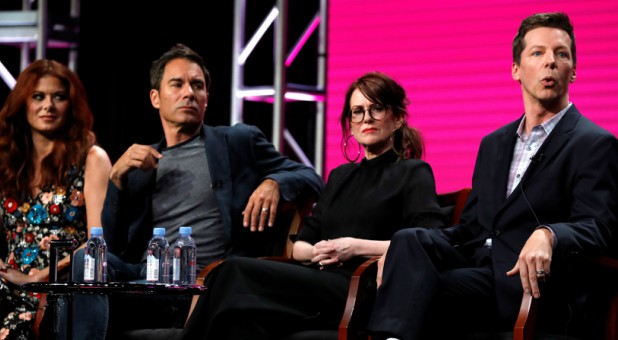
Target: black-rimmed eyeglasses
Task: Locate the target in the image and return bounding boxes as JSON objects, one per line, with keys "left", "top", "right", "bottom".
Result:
{"left": 348, "top": 104, "right": 388, "bottom": 123}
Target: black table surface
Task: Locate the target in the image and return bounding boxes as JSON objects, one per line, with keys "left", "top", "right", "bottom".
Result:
{"left": 22, "top": 282, "right": 206, "bottom": 295}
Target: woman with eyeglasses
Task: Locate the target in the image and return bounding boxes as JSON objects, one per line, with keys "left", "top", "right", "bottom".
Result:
{"left": 181, "top": 71, "right": 447, "bottom": 340}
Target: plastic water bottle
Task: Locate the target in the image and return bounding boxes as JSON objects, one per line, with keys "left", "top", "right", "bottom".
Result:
{"left": 172, "top": 226, "right": 197, "bottom": 285}
{"left": 146, "top": 227, "right": 170, "bottom": 284}
{"left": 83, "top": 227, "right": 107, "bottom": 283}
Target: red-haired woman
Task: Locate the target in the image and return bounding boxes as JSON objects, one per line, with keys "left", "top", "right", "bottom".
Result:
{"left": 0, "top": 59, "right": 111, "bottom": 339}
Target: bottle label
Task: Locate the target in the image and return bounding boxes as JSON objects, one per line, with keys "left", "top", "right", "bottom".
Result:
{"left": 173, "top": 258, "right": 180, "bottom": 282}
{"left": 146, "top": 255, "right": 159, "bottom": 282}
{"left": 84, "top": 254, "right": 95, "bottom": 281}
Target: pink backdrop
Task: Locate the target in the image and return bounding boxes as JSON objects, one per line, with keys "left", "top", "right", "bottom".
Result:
{"left": 326, "top": 0, "right": 618, "bottom": 193}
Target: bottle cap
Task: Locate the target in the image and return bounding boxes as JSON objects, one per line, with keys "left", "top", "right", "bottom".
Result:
{"left": 179, "top": 226, "right": 192, "bottom": 235}
{"left": 153, "top": 227, "right": 166, "bottom": 236}
{"left": 91, "top": 227, "right": 103, "bottom": 236}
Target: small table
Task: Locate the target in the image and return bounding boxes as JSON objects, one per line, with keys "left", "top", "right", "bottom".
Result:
{"left": 23, "top": 281, "right": 206, "bottom": 295}
{"left": 22, "top": 282, "right": 207, "bottom": 339}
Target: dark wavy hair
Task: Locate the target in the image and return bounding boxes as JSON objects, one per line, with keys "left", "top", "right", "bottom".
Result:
{"left": 340, "top": 71, "right": 424, "bottom": 161}
{"left": 150, "top": 43, "right": 211, "bottom": 91}
{"left": 513, "top": 12, "right": 576, "bottom": 66}
{"left": 0, "top": 59, "right": 95, "bottom": 199}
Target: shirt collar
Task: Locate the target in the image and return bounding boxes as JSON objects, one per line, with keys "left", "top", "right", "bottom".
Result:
{"left": 516, "top": 102, "right": 572, "bottom": 139}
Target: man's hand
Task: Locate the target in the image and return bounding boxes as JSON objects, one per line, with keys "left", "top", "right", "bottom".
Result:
{"left": 242, "top": 179, "right": 280, "bottom": 232}
{"left": 506, "top": 228, "right": 553, "bottom": 298}
{"left": 110, "top": 144, "right": 162, "bottom": 190}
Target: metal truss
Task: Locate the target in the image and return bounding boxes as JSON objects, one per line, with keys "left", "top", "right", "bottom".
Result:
{"left": 0, "top": 0, "right": 80, "bottom": 89}
{"left": 231, "top": 0, "right": 327, "bottom": 175}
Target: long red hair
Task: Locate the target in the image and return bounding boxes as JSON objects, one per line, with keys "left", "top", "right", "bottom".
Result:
{"left": 0, "top": 60, "right": 95, "bottom": 199}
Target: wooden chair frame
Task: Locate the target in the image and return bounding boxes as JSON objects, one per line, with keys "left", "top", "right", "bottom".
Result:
{"left": 514, "top": 255, "right": 618, "bottom": 340}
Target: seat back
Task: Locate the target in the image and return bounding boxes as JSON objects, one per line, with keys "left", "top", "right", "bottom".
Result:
{"left": 437, "top": 187, "right": 471, "bottom": 227}
{"left": 282, "top": 198, "right": 315, "bottom": 258}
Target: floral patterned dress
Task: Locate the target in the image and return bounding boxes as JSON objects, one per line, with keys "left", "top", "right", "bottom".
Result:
{"left": 0, "top": 165, "right": 87, "bottom": 340}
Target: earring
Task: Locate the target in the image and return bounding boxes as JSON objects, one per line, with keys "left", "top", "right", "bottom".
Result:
{"left": 391, "top": 128, "right": 405, "bottom": 158}
{"left": 341, "top": 135, "right": 361, "bottom": 163}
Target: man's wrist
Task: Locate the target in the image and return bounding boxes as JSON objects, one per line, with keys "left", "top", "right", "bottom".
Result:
{"left": 109, "top": 171, "right": 126, "bottom": 190}
{"left": 536, "top": 225, "right": 556, "bottom": 248}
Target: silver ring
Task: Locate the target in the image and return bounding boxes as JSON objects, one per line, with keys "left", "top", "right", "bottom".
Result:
{"left": 261, "top": 207, "right": 268, "bottom": 212}
{"left": 318, "top": 262, "right": 323, "bottom": 266}
{"left": 536, "top": 270, "right": 545, "bottom": 275}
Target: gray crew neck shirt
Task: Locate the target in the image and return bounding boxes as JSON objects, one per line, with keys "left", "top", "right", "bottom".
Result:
{"left": 149, "top": 132, "right": 226, "bottom": 270}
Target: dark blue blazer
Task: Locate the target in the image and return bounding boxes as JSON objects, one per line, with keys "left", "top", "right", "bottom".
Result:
{"left": 441, "top": 105, "right": 618, "bottom": 325}
{"left": 101, "top": 123, "right": 323, "bottom": 264}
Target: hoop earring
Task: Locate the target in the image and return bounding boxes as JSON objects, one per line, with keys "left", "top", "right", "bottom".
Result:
{"left": 341, "top": 135, "right": 361, "bottom": 163}
{"left": 391, "top": 128, "right": 404, "bottom": 158}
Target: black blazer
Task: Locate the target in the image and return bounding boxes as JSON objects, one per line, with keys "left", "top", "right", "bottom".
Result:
{"left": 101, "top": 123, "right": 324, "bottom": 265}
{"left": 441, "top": 105, "right": 618, "bottom": 326}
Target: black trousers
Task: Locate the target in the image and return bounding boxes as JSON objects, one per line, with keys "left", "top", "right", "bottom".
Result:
{"left": 367, "top": 228, "right": 502, "bottom": 340}
{"left": 181, "top": 257, "right": 350, "bottom": 340}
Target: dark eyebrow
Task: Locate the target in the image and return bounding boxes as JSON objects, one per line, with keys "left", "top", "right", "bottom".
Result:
{"left": 190, "top": 79, "right": 206, "bottom": 86}
{"left": 167, "top": 77, "right": 183, "bottom": 83}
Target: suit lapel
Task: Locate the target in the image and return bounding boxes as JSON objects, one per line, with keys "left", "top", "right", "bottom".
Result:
{"left": 202, "top": 125, "right": 234, "bottom": 240}
{"left": 517, "top": 106, "right": 579, "bottom": 190}
{"left": 490, "top": 119, "right": 520, "bottom": 209}
{"left": 203, "top": 125, "right": 232, "bottom": 188}
{"left": 496, "top": 106, "right": 580, "bottom": 222}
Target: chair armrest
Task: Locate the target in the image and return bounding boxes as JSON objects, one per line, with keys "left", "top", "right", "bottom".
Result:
{"left": 185, "top": 259, "right": 225, "bottom": 326}
{"left": 513, "top": 290, "right": 539, "bottom": 340}
{"left": 513, "top": 255, "right": 618, "bottom": 340}
{"left": 590, "top": 255, "right": 618, "bottom": 271}
{"left": 339, "top": 256, "right": 380, "bottom": 339}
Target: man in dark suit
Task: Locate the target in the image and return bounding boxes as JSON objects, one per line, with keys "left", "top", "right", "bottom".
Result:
{"left": 368, "top": 12, "right": 618, "bottom": 340}
{"left": 65, "top": 43, "right": 323, "bottom": 339}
